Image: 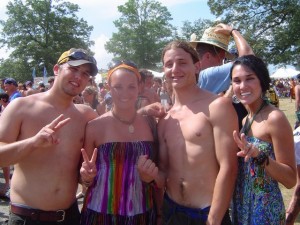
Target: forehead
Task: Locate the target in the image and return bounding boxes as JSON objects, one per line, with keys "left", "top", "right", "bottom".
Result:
{"left": 110, "top": 69, "right": 139, "bottom": 84}
{"left": 232, "top": 64, "right": 255, "bottom": 77}
{"left": 163, "top": 48, "right": 193, "bottom": 63}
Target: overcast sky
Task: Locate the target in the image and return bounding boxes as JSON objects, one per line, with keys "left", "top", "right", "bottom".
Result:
{"left": 0, "top": 0, "right": 214, "bottom": 70}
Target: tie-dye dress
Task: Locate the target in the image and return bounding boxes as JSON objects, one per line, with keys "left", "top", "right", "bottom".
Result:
{"left": 80, "top": 141, "right": 157, "bottom": 225}
{"left": 231, "top": 136, "right": 285, "bottom": 225}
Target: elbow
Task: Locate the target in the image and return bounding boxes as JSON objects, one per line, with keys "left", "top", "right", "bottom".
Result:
{"left": 283, "top": 172, "right": 297, "bottom": 189}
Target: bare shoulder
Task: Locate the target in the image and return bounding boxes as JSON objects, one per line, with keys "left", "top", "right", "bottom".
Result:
{"left": 74, "top": 103, "right": 98, "bottom": 121}
{"left": 265, "top": 105, "right": 289, "bottom": 126}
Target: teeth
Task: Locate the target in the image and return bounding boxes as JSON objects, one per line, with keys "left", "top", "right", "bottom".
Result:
{"left": 70, "top": 82, "right": 79, "bottom": 87}
{"left": 241, "top": 92, "right": 251, "bottom": 96}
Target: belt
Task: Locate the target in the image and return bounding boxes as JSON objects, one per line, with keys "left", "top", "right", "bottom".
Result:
{"left": 10, "top": 204, "right": 72, "bottom": 222}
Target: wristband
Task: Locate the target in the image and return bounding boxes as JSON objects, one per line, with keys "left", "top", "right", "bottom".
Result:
{"left": 254, "top": 151, "right": 269, "bottom": 166}
{"left": 230, "top": 28, "right": 240, "bottom": 36}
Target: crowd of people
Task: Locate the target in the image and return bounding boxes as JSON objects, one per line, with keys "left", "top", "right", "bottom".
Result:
{"left": 0, "top": 22, "right": 299, "bottom": 225}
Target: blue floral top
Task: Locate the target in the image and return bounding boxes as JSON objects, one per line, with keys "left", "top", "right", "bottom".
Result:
{"left": 231, "top": 136, "right": 285, "bottom": 225}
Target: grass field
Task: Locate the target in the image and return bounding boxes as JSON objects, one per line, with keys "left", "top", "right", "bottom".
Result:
{"left": 278, "top": 97, "right": 300, "bottom": 224}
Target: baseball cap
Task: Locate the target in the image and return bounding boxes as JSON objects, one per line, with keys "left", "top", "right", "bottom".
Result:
{"left": 190, "top": 26, "right": 230, "bottom": 52}
{"left": 4, "top": 78, "right": 18, "bottom": 87}
{"left": 57, "top": 48, "right": 98, "bottom": 76}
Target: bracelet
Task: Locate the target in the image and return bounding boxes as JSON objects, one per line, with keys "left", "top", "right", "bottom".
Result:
{"left": 254, "top": 151, "right": 269, "bottom": 166}
{"left": 230, "top": 28, "right": 240, "bottom": 36}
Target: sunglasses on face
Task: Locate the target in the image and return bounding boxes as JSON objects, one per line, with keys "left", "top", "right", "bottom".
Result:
{"left": 108, "top": 60, "right": 137, "bottom": 70}
{"left": 58, "top": 51, "right": 96, "bottom": 65}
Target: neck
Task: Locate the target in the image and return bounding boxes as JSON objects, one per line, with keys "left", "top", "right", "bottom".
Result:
{"left": 173, "top": 84, "right": 200, "bottom": 106}
{"left": 247, "top": 100, "right": 266, "bottom": 118}
{"left": 112, "top": 108, "right": 137, "bottom": 124}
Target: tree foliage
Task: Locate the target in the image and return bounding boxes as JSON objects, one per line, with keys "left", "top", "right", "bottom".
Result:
{"left": 105, "top": 0, "right": 174, "bottom": 70}
{"left": 207, "top": 0, "right": 300, "bottom": 67}
{"left": 0, "top": 0, "right": 94, "bottom": 81}
{"left": 177, "top": 18, "right": 214, "bottom": 41}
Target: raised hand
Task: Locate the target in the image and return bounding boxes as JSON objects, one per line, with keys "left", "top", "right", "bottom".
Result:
{"left": 80, "top": 148, "right": 98, "bottom": 185}
{"left": 32, "top": 114, "right": 70, "bottom": 148}
{"left": 141, "top": 102, "right": 166, "bottom": 118}
{"left": 233, "top": 130, "right": 259, "bottom": 162}
{"left": 137, "top": 155, "right": 158, "bottom": 183}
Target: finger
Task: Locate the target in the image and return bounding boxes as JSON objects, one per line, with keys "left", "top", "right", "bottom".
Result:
{"left": 233, "top": 130, "right": 243, "bottom": 147}
{"left": 81, "top": 148, "right": 90, "bottom": 163}
{"left": 137, "top": 155, "right": 148, "bottom": 167}
{"left": 46, "top": 114, "right": 70, "bottom": 131}
{"left": 90, "top": 148, "right": 98, "bottom": 163}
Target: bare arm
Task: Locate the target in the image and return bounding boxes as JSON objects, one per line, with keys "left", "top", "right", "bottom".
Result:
{"left": 207, "top": 97, "right": 238, "bottom": 224}
{"left": 215, "top": 23, "right": 254, "bottom": 56}
{"left": 0, "top": 99, "right": 70, "bottom": 166}
{"left": 265, "top": 110, "right": 296, "bottom": 188}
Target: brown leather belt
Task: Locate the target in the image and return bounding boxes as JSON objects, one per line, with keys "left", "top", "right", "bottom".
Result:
{"left": 10, "top": 204, "right": 69, "bottom": 222}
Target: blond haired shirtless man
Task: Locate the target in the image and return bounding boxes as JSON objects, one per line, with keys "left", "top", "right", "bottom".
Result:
{"left": 138, "top": 41, "right": 238, "bottom": 225}
{"left": 0, "top": 49, "right": 99, "bottom": 225}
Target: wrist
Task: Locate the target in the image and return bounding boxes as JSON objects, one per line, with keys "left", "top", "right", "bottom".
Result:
{"left": 230, "top": 28, "right": 240, "bottom": 36}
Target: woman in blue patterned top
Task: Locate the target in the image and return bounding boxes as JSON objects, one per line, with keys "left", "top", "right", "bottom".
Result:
{"left": 230, "top": 55, "right": 297, "bottom": 225}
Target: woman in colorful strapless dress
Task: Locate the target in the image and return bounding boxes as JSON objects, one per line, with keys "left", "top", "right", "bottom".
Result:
{"left": 80, "top": 60, "right": 160, "bottom": 225}
{"left": 230, "top": 55, "right": 297, "bottom": 225}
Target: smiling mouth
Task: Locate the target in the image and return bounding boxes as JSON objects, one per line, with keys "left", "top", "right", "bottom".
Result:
{"left": 241, "top": 92, "right": 251, "bottom": 96}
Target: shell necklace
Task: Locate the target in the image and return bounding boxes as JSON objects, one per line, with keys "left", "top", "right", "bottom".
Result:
{"left": 112, "top": 110, "right": 137, "bottom": 134}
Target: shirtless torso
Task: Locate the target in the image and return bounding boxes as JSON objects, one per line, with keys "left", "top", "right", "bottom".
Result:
{"left": 0, "top": 92, "right": 96, "bottom": 210}
{"left": 158, "top": 88, "right": 237, "bottom": 209}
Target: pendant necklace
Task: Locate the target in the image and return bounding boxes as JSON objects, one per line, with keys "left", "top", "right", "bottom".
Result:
{"left": 112, "top": 110, "right": 137, "bottom": 134}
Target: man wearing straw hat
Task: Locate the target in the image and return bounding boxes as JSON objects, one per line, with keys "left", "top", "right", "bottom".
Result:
{"left": 190, "top": 23, "right": 254, "bottom": 94}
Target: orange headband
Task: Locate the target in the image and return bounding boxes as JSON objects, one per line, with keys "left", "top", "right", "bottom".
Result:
{"left": 107, "top": 64, "right": 141, "bottom": 82}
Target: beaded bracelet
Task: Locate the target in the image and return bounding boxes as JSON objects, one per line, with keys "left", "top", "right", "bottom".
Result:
{"left": 254, "top": 151, "right": 269, "bottom": 166}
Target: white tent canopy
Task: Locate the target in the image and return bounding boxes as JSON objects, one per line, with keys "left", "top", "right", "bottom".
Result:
{"left": 148, "top": 69, "right": 164, "bottom": 78}
{"left": 271, "top": 67, "right": 300, "bottom": 79}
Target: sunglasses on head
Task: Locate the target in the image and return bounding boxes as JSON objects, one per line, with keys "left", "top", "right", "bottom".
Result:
{"left": 58, "top": 51, "right": 96, "bottom": 65}
{"left": 109, "top": 60, "right": 137, "bottom": 70}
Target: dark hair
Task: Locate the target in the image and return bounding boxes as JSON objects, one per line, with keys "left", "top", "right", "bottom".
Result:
{"left": 139, "top": 69, "right": 153, "bottom": 83}
{"left": 196, "top": 43, "right": 224, "bottom": 59}
{"left": 230, "top": 55, "right": 271, "bottom": 93}
{"left": 0, "top": 93, "right": 9, "bottom": 103}
{"left": 161, "top": 40, "right": 199, "bottom": 64}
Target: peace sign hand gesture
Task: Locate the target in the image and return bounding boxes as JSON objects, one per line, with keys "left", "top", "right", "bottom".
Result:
{"left": 32, "top": 114, "right": 70, "bottom": 148}
{"left": 80, "top": 148, "right": 98, "bottom": 186}
{"left": 233, "top": 130, "right": 259, "bottom": 162}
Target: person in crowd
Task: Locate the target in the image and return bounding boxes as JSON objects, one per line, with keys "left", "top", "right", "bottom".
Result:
{"left": 82, "top": 85, "right": 106, "bottom": 116}
{"left": 4, "top": 78, "right": 22, "bottom": 101}
{"left": 290, "top": 78, "right": 296, "bottom": 102}
{"left": 0, "top": 78, "right": 6, "bottom": 93}
{"left": 295, "top": 76, "right": 300, "bottom": 127}
{"left": 80, "top": 60, "right": 160, "bottom": 224}
{"left": 17, "top": 83, "right": 26, "bottom": 97}
{"left": 231, "top": 55, "right": 296, "bottom": 224}
{"left": 153, "top": 77, "right": 162, "bottom": 94}
{"left": 138, "top": 40, "right": 238, "bottom": 224}
{"left": 48, "top": 77, "right": 55, "bottom": 89}
{"left": 190, "top": 23, "right": 254, "bottom": 94}
{"left": 0, "top": 93, "right": 11, "bottom": 199}
{"left": 37, "top": 82, "right": 46, "bottom": 92}
{"left": 286, "top": 126, "right": 300, "bottom": 225}
{"left": 25, "top": 80, "right": 39, "bottom": 96}
{"left": 0, "top": 48, "right": 99, "bottom": 224}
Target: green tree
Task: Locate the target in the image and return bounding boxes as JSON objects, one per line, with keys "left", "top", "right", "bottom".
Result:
{"left": 207, "top": 0, "right": 300, "bottom": 67}
{"left": 0, "top": 0, "right": 94, "bottom": 81}
{"left": 177, "top": 18, "right": 214, "bottom": 41}
{"left": 105, "top": 0, "right": 174, "bottom": 70}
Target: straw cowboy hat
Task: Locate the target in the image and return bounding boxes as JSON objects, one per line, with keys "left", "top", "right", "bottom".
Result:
{"left": 190, "top": 26, "right": 230, "bottom": 52}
